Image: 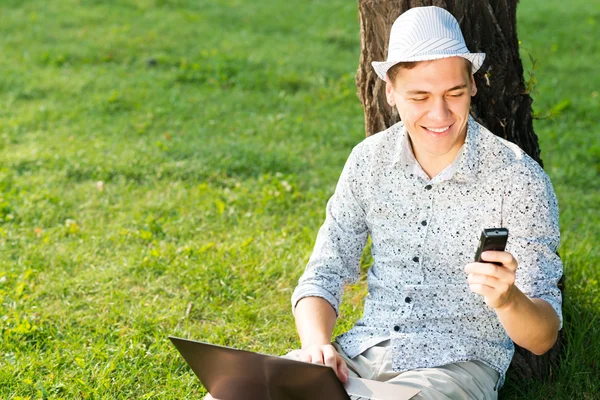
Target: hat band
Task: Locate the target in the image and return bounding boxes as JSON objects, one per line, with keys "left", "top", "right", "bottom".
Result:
{"left": 387, "top": 38, "right": 469, "bottom": 61}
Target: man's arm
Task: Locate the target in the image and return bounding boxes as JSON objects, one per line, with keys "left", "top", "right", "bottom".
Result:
{"left": 466, "top": 160, "right": 563, "bottom": 355}
{"left": 295, "top": 296, "right": 337, "bottom": 348}
{"left": 465, "top": 251, "right": 560, "bottom": 355}
{"left": 495, "top": 290, "right": 560, "bottom": 355}
{"left": 291, "top": 144, "right": 369, "bottom": 318}
{"left": 294, "top": 297, "right": 349, "bottom": 382}
{"left": 289, "top": 144, "right": 370, "bottom": 382}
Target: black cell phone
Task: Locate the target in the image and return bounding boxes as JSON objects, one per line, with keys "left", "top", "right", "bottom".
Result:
{"left": 474, "top": 228, "right": 509, "bottom": 262}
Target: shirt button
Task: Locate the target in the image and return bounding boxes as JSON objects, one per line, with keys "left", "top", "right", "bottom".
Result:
{"left": 421, "top": 220, "right": 427, "bottom": 226}
{"left": 394, "top": 325, "right": 400, "bottom": 332}
{"left": 425, "top": 184, "right": 432, "bottom": 190}
{"left": 412, "top": 256, "right": 419, "bottom": 262}
{"left": 405, "top": 297, "right": 412, "bottom": 303}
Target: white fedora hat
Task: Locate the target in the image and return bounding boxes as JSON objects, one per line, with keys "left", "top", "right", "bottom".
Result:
{"left": 372, "top": 6, "right": 486, "bottom": 81}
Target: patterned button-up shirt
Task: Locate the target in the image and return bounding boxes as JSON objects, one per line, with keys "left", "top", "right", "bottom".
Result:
{"left": 291, "top": 117, "right": 563, "bottom": 388}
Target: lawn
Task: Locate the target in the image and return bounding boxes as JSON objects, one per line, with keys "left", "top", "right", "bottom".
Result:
{"left": 0, "top": 0, "right": 598, "bottom": 398}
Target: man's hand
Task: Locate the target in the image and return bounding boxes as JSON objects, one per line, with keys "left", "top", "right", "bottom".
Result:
{"left": 464, "top": 250, "right": 518, "bottom": 310}
{"left": 293, "top": 297, "right": 349, "bottom": 381}
{"left": 296, "top": 344, "right": 349, "bottom": 383}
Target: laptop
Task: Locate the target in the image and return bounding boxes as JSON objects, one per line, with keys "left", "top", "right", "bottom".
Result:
{"left": 169, "top": 336, "right": 420, "bottom": 400}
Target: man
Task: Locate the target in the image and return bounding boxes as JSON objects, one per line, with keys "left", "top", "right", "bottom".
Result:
{"left": 206, "top": 6, "right": 562, "bottom": 399}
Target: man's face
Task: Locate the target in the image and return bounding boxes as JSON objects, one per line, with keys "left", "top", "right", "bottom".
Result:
{"left": 386, "top": 57, "right": 477, "bottom": 164}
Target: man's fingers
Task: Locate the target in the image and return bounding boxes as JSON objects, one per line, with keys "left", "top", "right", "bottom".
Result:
{"left": 309, "top": 348, "right": 324, "bottom": 365}
{"left": 464, "top": 251, "right": 518, "bottom": 275}
{"left": 467, "top": 273, "right": 500, "bottom": 288}
{"left": 480, "top": 251, "right": 517, "bottom": 270}
{"left": 465, "top": 252, "right": 518, "bottom": 310}
{"left": 298, "top": 350, "right": 311, "bottom": 363}
{"left": 336, "top": 354, "right": 349, "bottom": 383}
{"left": 299, "top": 345, "right": 348, "bottom": 383}
{"left": 322, "top": 345, "right": 337, "bottom": 369}
{"left": 465, "top": 263, "right": 515, "bottom": 283}
{"left": 298, "top": 346, "right": 325, "bottom": 364}
{"left": 322, "top": 345, "right": 348, "bottom": 383}
{"left": 465, "top": 262, "right": 500, "bottom": 276}
{"left": 468, "top": 283, "right": 495, "bottom": 297}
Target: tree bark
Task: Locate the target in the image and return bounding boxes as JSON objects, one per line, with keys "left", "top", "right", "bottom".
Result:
{"left": 356, "top": 0, "right": 564, "bottom": 384}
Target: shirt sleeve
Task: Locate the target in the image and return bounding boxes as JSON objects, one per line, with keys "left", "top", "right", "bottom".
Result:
{"left": 502, "top": 160, "right": 563, "bottom": 329}
{"left": 291, "top": 145, "right": 369, "bottom": 316}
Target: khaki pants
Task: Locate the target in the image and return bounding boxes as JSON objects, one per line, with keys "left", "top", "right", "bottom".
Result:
{"left": 285, "top": 340, "right": 499, "bottom": 400}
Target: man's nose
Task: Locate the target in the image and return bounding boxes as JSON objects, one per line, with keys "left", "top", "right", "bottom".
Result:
{"left": 428, "top": 97, "right": 451, "bottom": 121}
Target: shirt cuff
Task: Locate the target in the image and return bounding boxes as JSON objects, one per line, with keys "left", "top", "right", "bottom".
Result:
{"left": 291, "top": 283, "right": 340, "bottom": 317}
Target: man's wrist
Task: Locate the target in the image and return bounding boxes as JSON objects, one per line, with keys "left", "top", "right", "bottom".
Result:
{"left": 301, "top": 338, "right": 332, "bottom": 349}
{"left": 494, "top": 286, "right": 523, "bottom": 314}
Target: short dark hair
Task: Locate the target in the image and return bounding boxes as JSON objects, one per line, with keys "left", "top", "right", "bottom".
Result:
{"left": 386, "top": 58, "right": 472, "bottom": 86}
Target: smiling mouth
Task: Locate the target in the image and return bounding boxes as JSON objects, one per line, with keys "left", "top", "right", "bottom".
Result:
{"left": 423, "top": 124, "right": 453, "bottom": 134}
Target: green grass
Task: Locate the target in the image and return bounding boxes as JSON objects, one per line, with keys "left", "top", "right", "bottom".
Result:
{"left": 0, "top": 0, "right": 598, "bottom": 398}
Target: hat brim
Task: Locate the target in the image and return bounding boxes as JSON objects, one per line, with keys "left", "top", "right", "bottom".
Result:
{"left": 371, "top": 53, "right": 486, "bottom": 81}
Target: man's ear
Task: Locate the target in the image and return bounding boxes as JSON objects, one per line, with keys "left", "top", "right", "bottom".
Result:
{"left": 385, "top": 76, "right": 395, "bottom": 106}
{"left": 470, "top": 75, "right": 477, "bottom": 96}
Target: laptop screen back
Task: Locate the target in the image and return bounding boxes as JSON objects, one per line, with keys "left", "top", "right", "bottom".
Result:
{"left": 169, "top": 336, "right": 350, "bottom": 400}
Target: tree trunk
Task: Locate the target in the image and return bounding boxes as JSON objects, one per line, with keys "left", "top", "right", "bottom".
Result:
{"left": 356, "top": 0, "right": 564, "bottom": 384}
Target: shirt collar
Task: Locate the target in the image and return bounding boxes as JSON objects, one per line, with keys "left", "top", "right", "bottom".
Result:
{"left": 393, "top": 116, "right": 480, "bottom": 183}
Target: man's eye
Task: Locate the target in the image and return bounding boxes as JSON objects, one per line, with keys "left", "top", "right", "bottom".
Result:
{"left": 449, "top": 93, "right": 465, "bottom": 97}
{"left": 411, "top": 98, "right": 427, "bottom": 102}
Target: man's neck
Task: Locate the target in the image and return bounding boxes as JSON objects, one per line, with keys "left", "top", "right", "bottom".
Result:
{"left": 415, "top": 154, "right": 454, "bottom": 179}
{"left": 408, "top": 139, "right": 464, "bottom": 180}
